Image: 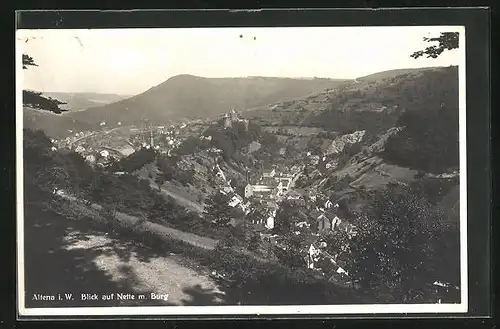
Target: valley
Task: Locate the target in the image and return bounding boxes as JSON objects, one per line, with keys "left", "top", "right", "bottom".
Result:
{"left": 23, "top": 66, "right": 461, "bottom": 306}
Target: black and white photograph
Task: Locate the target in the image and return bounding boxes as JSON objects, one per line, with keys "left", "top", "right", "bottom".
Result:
{"left": 17, "top": 24, "right": 467, "bottom": 316}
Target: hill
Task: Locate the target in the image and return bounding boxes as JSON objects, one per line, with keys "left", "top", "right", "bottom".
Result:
{"left": 39, "top": 92, "right": 131, "bottom": 112}
{"left": 235, "top": 65, "right": 459, "bottom": 207}
{"left": 240, "top": 67, "right": 448, "bottom": 129}
{"left": 302, "top": 66, "right": 458, "bottom": 137}
{"left": 63, "top": 75, "right": 350, "bottom": 130}
{"left": 355, "top": 67, "right": 440, "bottom": 82}
{"left": 23, "top": 92, "right": 131, "bottom": 138}
{"left": 23, "top": 107, "right": 95, "bottom": 139}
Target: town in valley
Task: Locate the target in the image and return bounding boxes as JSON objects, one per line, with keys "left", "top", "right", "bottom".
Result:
{"left": 20, "top": 27, "right": 462, "bottom": 308}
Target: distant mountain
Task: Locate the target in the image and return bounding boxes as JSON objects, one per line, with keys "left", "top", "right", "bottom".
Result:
{"left": 356, "top": 67, "right": 439, "bottom": 82}
{"left": 39, "top": 92, "right": 131, "bottom": 112}
{"left": 63, "top": 75, "right": 351, "bottom": 130}
{"left": 23, "top": 106, "right": 95, "bottom": 138}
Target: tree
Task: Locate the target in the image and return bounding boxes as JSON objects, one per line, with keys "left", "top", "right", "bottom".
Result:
{"left": 156, "top": 155, "right": 175, "bottom": 183}
{"left": 22, "top": 54, "right": 67, "bottom": 114}
{"left": 349, "top": 185, "right": 457, "bottom": 303}
{"left": 22, "top": 54, "right": 38, "bottom": 69}
{"left": 215, "top": 230, "right": 237, "bottom": 251}
{"left": 247, "top": 232, "right": 261, "bottom": 252}
{"left": 273, "top": 201, "right": 300, "bottom": 235}
{"left": 204, "top": 192, "right": 235, "bottom": 226}
{"left": 410, "top": 32, "right": 459, "bottom": 59}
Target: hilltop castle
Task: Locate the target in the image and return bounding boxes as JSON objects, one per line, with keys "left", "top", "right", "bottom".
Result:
{"left": 222, "top": 109, "right": 249, "bottom": 131}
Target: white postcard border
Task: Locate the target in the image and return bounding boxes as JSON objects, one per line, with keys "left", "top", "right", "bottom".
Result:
{"left": 16, "top": 25, "right": 468, "bottom": 317}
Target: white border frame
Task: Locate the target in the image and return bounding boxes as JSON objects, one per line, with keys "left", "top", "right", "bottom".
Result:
{"left": 16, "top": 26, "right": 467, "bottom": 317}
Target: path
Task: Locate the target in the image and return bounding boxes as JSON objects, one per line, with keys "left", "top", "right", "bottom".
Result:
{"left": 150, "top": 183, "right": 205, "bottom": 214}
{"left": 24, "top": 201, "right": 226, "bottom": 308}
{"left": 63, "top": 230, "right": 225, "bottom": 305}
{"left": 57, "top": 193, "right": 216, "bottom": 250}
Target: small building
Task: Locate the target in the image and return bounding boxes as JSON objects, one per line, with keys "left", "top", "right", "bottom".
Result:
{"left": 118, "top": 145, "right": 136, "bottom": 157}
{"left": 244, "top": 183, "right": 254, "bottom": 198}
{"left": 262, "top": 168, "right": 276, "bottom": 178}
{"left": 266, "top": 214, "right": 275, "bottom": 229}
{"left": 317, "top": 213, "right": 332, "bottom": 231}
{"left": 85, "top": 155, "right": 96, "bottom": 163}
{"left": 228, "top": 195, "right": 241, "bottom": 208}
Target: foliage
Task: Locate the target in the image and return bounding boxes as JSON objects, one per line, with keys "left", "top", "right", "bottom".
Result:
{"left": 204, "top": 192, "right": 236, "bottom": 226}
{"left": 23, "top": 129, "right": 94, "bottom": 199}
{"left": 155, "top": 155, "right": 176, "bottom": 184}
{"left": 274, "top": 233, "right": 308, "bottom": 268}
{"left": 382, "top": 103, "right": 459, "bottom": 173}
{"left": 272, "top": 201, "right": 300, "bottom": 235}
{"left": 247, "top": 232, "right": 261, "bottom": 251}
{"left": 22, "top": 54, "right": 67, "bottom": 114}
{"left": 23, "top": 90, "right": 67, "bottom": 114}
{"left": 346, "top": 185, "right": 460, "bottom": 303}
{"left": 22, "top": 54, "right": 38, "bottom": 69}
{"left": 410, "top": 32, "right": 459, "bottom": 59}
{"left": 209, "top": 246, "right": 360, "bottom": 305}
{"left": 215, "top": 230, "right": 238, "bottom": 251}
{"left": 110, "top": 147, "right": 157, "bottom": 173}
{"left": 409, "top": 177, "right": 459, "bottom": 204}
{"left": 175, "top": 136, "right": 202, "bottom": 155}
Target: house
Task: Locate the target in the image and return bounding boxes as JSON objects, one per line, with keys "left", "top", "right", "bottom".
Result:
{"left": 75, "top": 145, "right": 85, "bottom": 153}
{"left": 228, "top": 195, "right": 242, "bottom": 208}
{"left": 85, "top": 155, "right": 96, "bottom": 163}
{"left": 306, "top": 244, "right": 321, "bottom": 269}
{"left": 295, "top": 221, "right": 310, "bottom": 228}
{"left": 262, "top": 168, "right": 276, "bottom": 178}
{"left": 310, "top": 155, "right": 320, "bottom": 165}
{"left": 245, "top": 182, "right": 282, "bottom": 200}
{"left": 118, "top": 145, "right": 136, "bottom": 157}
{"left": 244, "top": 184, "right": 254, "bottom": 198}
{"left": 266, "top": 214, "right": 275, "bottom": 229}
{"left": 317, "top": 213, "right": 332, "bottom": 231}
{"left": 221, "top": 184, "right": 234, "bottom": 195}
{"left": 275, "top": 177, "right": 292, "bottom": 192}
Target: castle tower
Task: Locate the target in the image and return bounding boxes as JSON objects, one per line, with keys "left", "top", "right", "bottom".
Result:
{"left": 223, "top": 113, "right": 232, "bottom": 129}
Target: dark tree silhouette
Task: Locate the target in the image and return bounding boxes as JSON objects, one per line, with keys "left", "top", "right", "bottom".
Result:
{"left": 204, "top": 192, "right": 235, "bottom": 226}
{"left": 348, "top": 185, "right": 460, "bottom": 303}
{"left": 22, "top": 54, "right": 38, "bottom": 69}
{"left": 410, "top": 32, "right": 459, "bottom": 59}
{"left": 22, "top": 54, "right": 67, "bottom": 114}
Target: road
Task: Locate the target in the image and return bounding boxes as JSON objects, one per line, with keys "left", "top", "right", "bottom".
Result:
{"left": 150, "top": 183, "right": 205, "bottom": 214}
{"left": 68, "top": 132, "right": 97, "bottom": 147}
{"left": 67, "top": 126, "right": 123, "bottom": 147}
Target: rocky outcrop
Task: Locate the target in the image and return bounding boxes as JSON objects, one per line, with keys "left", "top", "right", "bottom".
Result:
{"left": 364, "top": 126, "right": 403, "bottom": 155}
{"left": 325, "top": 130, "right": 366, "bottom": 155}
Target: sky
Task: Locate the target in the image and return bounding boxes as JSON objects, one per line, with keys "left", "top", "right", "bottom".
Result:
{"left": 17, "top": 26, "right": 463, "bottom": 95}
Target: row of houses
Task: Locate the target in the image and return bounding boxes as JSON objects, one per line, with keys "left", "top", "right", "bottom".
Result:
{"left": 244, "top": 168, "right": 295, "bottom": 200}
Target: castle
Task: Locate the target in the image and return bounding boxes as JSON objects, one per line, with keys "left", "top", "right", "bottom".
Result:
{"left": 222, "top": 109, "right": 249, "bottom": 131}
